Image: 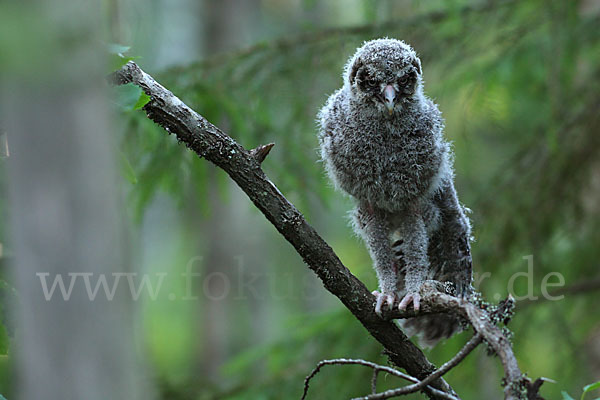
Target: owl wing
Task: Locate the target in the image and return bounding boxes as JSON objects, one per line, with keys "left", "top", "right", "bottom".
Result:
{"left": 428, "top": 181, "right": 473, "bottom": 297}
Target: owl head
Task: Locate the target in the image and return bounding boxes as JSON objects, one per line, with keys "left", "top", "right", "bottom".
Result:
{"left": 344, "top": 38, "right": 423, "bottom": 115}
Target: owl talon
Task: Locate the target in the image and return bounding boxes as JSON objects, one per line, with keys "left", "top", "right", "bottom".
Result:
{"left": 399, "top": 292, "right": 421, "bottom": 312}
{"left": 372, "top": 290, "right": 396, "bottom": 316}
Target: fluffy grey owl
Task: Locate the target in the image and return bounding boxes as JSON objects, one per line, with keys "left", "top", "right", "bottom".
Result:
{"left": 317, "top": 38, "right": 473, "bottom": 346}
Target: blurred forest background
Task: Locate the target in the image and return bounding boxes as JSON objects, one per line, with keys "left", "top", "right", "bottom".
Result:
{"left": 1, "top": 0, "right": 600, "bottom": 399}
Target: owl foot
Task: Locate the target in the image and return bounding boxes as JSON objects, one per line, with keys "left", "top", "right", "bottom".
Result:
{"left": 372, "top": 290, "right": 397, "bottom": 316}
{"left": 398, "top": 292, "right": 421, "bottom": 312}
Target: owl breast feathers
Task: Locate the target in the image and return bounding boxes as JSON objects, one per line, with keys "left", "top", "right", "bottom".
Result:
{"left": 317, "top": 38, "right": 473, "bottom": 347}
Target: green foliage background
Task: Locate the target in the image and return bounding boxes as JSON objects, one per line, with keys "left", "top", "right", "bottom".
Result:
{"left": 2, "top": 0, "right": 600, "bottom": 399}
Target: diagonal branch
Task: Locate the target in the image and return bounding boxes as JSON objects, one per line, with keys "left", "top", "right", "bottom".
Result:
{"left": 109, "top": 61, "right": 456, "bottom": 399}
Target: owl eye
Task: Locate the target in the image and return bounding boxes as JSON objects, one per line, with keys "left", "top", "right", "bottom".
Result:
{"left": 398, "top": 76, "right": 409, "bottom": 86}
{"left": 366, "top": 79, "right": 378, "bottom": 87}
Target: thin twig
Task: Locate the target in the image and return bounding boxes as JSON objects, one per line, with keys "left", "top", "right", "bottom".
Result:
{"left": 301, "top": 358, "right": 459, "bottom": 400}
{"left": 360, "top": 333, "right": 483, "bottom": 399}
{"left": 371, "top": 368, "right": 378, "bottom": 394}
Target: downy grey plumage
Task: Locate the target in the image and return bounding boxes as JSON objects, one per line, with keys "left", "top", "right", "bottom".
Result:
{"left": 317, "top": 38, "right": 473, "bottom": 347}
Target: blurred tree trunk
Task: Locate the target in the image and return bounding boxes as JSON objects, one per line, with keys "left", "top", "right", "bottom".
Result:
{"left": 1, "top": 1, "right": 151, "bottom": 399}
{"left": 203, "top": 0, "right": 261, "bottom": 55}
{"left": 191, "top": 0, "right": 261, "bottom": 379}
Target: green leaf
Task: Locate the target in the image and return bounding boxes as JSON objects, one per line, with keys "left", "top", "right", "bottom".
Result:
{"left": 111, "top": 83, "right": 145, "bottom": 112}
{"left": 110, "top": 54, "right": 135, "bottom": 72}
{"left": 584, "top": 382, "right": 600, "bottom": 393}
{"left": 106, "top": 43, "right": 137, "bottom": 71}
{"left": 582, "top": 381, "right": 600, "bottom": 400}
{"left": 133, "top": 92, "right": 151, "bottom": 110}
{"left": 105, "top": 43, "right": 141, "bottom": 71}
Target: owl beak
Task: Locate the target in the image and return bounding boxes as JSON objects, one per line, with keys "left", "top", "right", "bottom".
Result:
{"left": 383, "top": 84, "right": 396, "bottom": 114}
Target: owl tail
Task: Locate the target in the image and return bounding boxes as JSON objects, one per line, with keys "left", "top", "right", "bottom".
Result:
{"left": 399, "top": 314, "right": 464, "bottom": 348}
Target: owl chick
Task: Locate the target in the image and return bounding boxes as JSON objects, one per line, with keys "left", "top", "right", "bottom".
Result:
{"left": 317, "top": 38, "right": 473, "bottom": 346}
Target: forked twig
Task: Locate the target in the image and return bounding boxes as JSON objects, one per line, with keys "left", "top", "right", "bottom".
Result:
{"left": 301, "top": 358, "right": 459, "bottom": 400}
